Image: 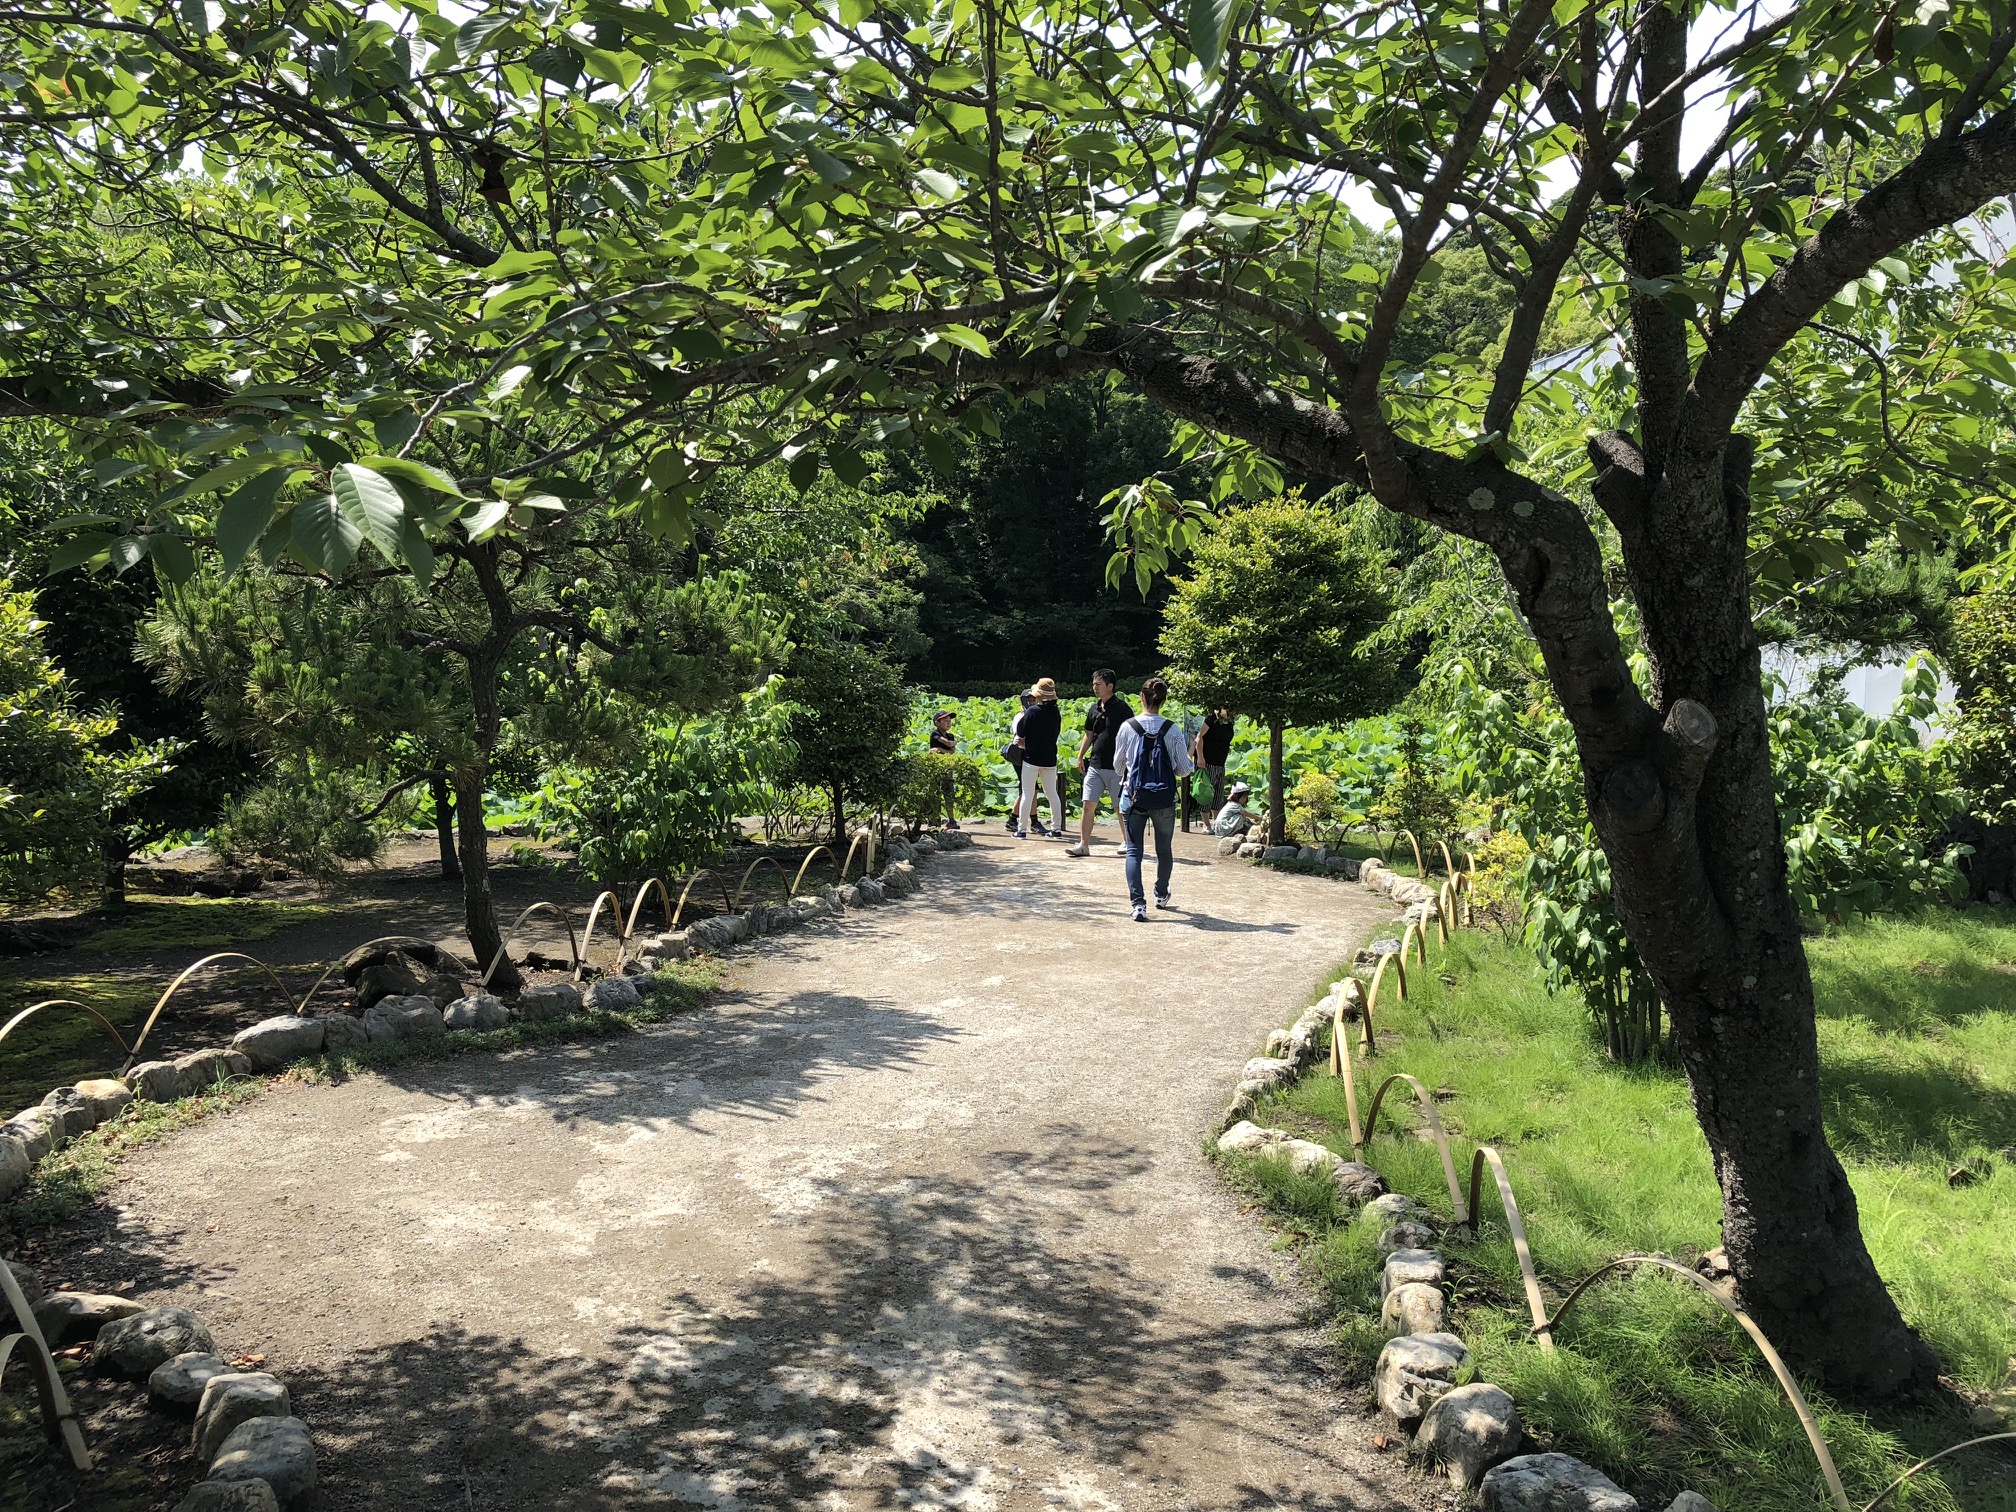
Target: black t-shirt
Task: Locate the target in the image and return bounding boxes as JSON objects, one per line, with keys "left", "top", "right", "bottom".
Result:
{"left": 1200, "top": 712, "right": 1235, "bottom": 764}
{"left": 929, "top": 728, "right": 956, "bottom": 754}
{"left": 1018, "top": 700, "right": 1062, "bottom": 765}
{"left": 1082, "top": 694, "right": 1133, "bottom": 768}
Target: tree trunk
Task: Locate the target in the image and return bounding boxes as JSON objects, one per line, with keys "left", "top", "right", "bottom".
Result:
{"left": 431, "top": 771, "right": 460, "bottom": 882}
{"left": 454, "top": 766, "right": 516, "bottom": 991}
{"left": 1267, "top": 719, "right": 1285, "bottom": 848}
{"left": 99, "top": 831, "right": 128, "bottom": 911}
{"left": 1578, "top": 446, "right": 1937, "bottom": 1396}
{"left": 831, "top": 784, "right": 846, "bottom": 845}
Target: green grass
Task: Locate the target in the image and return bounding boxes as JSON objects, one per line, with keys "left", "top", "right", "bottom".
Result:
{"left": 3, "top": 961, "right": 721, "bottom": 1230}
{"left": 74, "top": 895, "right": 334, "bottom": 953}
{"left": 1222, "top": 912, "right": 2016, "bottom": 1512}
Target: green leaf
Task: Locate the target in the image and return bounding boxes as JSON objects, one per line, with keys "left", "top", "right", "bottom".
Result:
{"left": 92, "top": 458, "right": 146, "bottom": 485}
{"left": 330, "top": 463, "right": 406, "bottom": 560}
{"left": 914, "top": 167, "right": 959, "bottom": 199}
{"left": 398, "top": 515, "right": 437, "bottom": 581}
{"left": 44, "top": 532, "right": 116, "bottom": 574}
{"left": 457, "top": 11, "right": 514, "bottom": 56}
{"left": 805, "top": 145, "right": 853, "bottom": 184}
{"left": 109, "top": 535, "right": 147, "bottom": 576}
{"left": 829, "top": 445, "right": 872, "bottom": 487}
{"left": 1186, "top": 0, "right": 1240, "bottom": 73}
{"left": 216, "top": 467, "right": 300, "bottom": 573}
{"left": 170, "top": 453, "right": 292, "bottom": 502}
{"left": 938, "top": 325, "right": 993, "bottom": 357}
{"left": 788, "top": 448, "right": 821, "bottom": 493}
{"left": 148, "top": 532, "right": 195, "bottom": 586}
{"left": 482, "top": 249, "right": 560, "bottom": 279}
{"left": 461, "top": 499, "right": 512, "bottom": 542}
{"left": 291, "top": 496, "right": 362, "bottom": 575}
{"left": 303, "top": 434, "right": 353, "bottom": 470}
{"left": 573, "top": 43, "right": 643, "bottom": 88}
{"left": 357, "top": 455, "right": 465, "bottom": 497}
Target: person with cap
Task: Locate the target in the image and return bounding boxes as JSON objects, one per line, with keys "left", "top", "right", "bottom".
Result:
{"left": 1012, "top": 677, "right": 1064, "bottom": 839}
{"left": 928, "top": 709, "right": 962, "bottom": 830}
{"left": 1114, "top": 675, "right": 1194, "bottom": 920}
{"left": 1211, "top": 780, "right": 1259, "bottom": 838}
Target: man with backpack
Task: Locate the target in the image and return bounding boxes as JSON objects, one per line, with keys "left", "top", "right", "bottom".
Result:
{"left": 1113, "top": 676, "right": 1195, "bottom": 921}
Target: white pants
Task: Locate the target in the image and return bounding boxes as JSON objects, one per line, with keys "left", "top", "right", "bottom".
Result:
{"left": 1018, "top": 763, "right": 1061, "bottom": 831}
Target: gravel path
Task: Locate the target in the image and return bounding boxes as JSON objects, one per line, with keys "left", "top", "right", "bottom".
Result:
{"left": 100, "top": 828, "right": 1429, "bottom": 1511}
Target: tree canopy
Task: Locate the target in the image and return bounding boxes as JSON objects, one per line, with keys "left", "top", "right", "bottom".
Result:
{"left": 8, "top": 0, "right": 2016, "bottom": 1395}
{"left": 1161, "top": 494, "right": 1393, "bottom": 843}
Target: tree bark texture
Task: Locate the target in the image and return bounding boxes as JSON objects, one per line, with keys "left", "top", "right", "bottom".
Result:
{"left": 1267, "top": 719, "right": 1286, "bottom": 849}
{"left": 453, "top": 766, "right": 515, "bottom": 991}
{"left": 430, "top": 771, "right": 461, "bottom": 882}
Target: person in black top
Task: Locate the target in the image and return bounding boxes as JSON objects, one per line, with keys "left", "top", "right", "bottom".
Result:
{"left": 1194, "top": 709, "right": 1236, "bottom": 815}
{"left": 928, "top": 710, "right": 961, "bottom": 830}
{"left": 1012, "top": 677, "right": 1064, "bottom": 838}
{"left": 1067, "top": 669, "right": 1131, "bottom": 857}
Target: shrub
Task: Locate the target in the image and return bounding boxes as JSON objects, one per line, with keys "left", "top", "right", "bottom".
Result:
{"left": 1465, "top": 828, "right": 1530, "bottom": 939}
{"left": 783, "top": 642, "right": 909, "bottom": 839}
{"left": 1949, "top": 589, "right": 2016, "bottom": 825}
{"left": 533, "top": 687, "right": 796, "bottom": 881}
{"left": 1367, "top": 714, "right": 1461, "bottom": 860}
{"left": 0, "top": 581, "right": 175, "bottom": 899}
{"left": 211, "top": 767, "right": 391, "bottom": 879}
{"left": 891, "top": 751, "right": 987, "bottom": 835}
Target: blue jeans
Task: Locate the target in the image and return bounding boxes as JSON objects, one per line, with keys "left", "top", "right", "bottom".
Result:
{"left": 1122, "top": 804, "right": 1176, "bottom": 908}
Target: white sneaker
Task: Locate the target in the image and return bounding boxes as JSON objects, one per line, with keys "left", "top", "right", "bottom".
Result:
{"left": 1156, "top": 895, "right": 1173, "bottom": 909}
{"left": 1065, "top": 843, "right": 1089, "bottom": 857}
{"left": 1131, "top": 904, "right": 1147, "bottom": 922}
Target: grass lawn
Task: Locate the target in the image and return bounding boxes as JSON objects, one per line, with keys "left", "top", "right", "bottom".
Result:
{"left": 1224, "top": 910, "right": 2016, "bottom": 1512}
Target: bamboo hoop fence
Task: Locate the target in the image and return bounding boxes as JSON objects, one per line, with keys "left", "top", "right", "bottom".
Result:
{"left": 1316, "top": 866, "right": 2011, "bottom": 1512}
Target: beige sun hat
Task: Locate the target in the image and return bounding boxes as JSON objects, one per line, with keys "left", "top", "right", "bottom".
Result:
{"left": 1029, "top": 677, "right": 1058, "bottom": 701}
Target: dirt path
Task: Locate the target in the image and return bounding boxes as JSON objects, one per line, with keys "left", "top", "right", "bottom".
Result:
{"left": 68, "top": 830, "right": 1429, "bottom": 1511}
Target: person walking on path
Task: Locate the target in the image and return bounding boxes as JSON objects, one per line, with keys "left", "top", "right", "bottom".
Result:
{"left": 1013, "top": 678, "right": 1064, "bottom": 839}
{"left": 928, "top": 710, "right": 962, "bottom": 830}
{"left": 1066, "top": 669, "right": 1131, "bottom": 858}
{"left": 1115, "top": 677, "right": 1194, "bottom": 920}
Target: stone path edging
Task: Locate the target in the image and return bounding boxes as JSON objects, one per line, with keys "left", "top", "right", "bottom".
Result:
{"left": 13, "top": 1254, "right": 318, "bottom": 1510}
{"left": 0, "top": 830, "right": 975, "bottom": 1211}
{"left": 1209, "top": 969, "right": 1725, "bottom": 1512}
{"left": 2, "top": 829, "right": 977, "bottom": 1497}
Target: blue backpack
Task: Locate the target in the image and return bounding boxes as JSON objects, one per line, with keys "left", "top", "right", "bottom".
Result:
{"left": 1126, "top": 717, "right": 1178, "bottom": 810}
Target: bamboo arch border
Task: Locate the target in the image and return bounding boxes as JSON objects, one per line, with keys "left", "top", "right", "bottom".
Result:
{"left": 1322, "top": 860, "right": 2015, "bottom": 1512}
{"left": 0, "top": 1260, "right": 90, "bottom": 1470}
{"left": 1465, "top": 1144, "right": 1552, "bottom": 1350}
{"left": 123, "top": 953, "right": 300, "bottom": 1073}
{"left": 0, "top": 1000, "right": 132, "bottom": 1061}
{"left": 5, "top": 837, "right": 905, "bottom": 1085}
{"left": 479, "top": 902, "right": 581, "bottom": 988}
{"left": 1540, "top": 1255, "right": 1851, "bottom": 1510}
{"left": 1359, "top": 1069, "right": 1470, "bottom": 1224}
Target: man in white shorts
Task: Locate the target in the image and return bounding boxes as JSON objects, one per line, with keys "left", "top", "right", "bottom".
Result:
{"left": 1066, "top": 669, "right": 1132, "bottom": 858}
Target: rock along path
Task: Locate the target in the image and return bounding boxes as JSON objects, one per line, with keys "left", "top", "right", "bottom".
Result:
{"left": 106, "top": 829, "right": 1429, "bottom": 1511}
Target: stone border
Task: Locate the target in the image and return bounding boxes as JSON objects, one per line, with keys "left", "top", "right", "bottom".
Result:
{"left": 1209, "top": 971, "right": 1720, "bottom": 1512}
{"left": 2, "top": 827, "right": 977, "bottom": 1496}
{"left": 0, "top": 829, "right": 974, "bottom": 1203}
{"left": 16, "top": 1254, "right": 320, "bottom": 1509}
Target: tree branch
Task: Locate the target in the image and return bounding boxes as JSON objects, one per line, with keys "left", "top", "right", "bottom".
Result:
{"left": 1690, "top": 106, "right": 2016, "bottom": 442}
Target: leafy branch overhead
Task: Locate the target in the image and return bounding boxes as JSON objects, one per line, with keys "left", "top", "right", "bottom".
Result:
{"left": 7, "top": 0, "right": 2016, "bottom": 1395}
